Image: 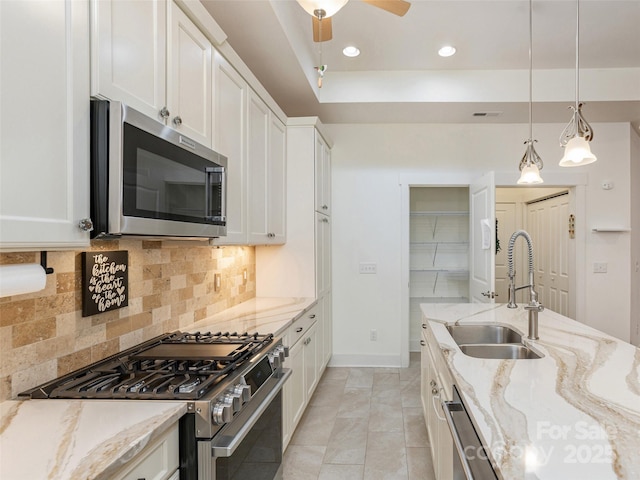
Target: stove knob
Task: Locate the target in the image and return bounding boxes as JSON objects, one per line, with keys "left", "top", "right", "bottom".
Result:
{"left": 268, "top": 352, "right": 281, "bottom": 369}
{"left": 223, "top": 392, "right": 241, "bottom": 412}
{"left": 233, "top": 383, "right": 251, "bottom": 403}
{"left": 275, "top": 345, "right": 287, "bottom": 362}
{"left": 212, "top": 402, "right": 233, "bottom": 425}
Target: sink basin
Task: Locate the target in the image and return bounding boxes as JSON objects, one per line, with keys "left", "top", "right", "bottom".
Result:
{"left": 446, "top": 324, "right": 522, "bottom": 345}
{"left": 459, "top": 344, "right": 543, "bottom": 360}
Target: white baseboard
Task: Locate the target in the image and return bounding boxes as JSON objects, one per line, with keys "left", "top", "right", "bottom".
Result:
{"left": 327, "top": 354, "right": 403, "bottom": 368}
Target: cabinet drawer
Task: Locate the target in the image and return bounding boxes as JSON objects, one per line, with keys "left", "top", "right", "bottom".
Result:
{"left": 113, "top": 423, "right": 179, "bottom": 480}
{"left": 289, "top": 304, "right": 319, "bottom": 346}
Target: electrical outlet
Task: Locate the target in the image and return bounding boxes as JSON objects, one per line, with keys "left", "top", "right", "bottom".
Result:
{"left": 242, "top": 269, "right": 248, "bottom": 285}
{"left": 370, "top": 329, "right": 378, "bottom": 341}
{"left": 593, "top": 262, "right": 607, "bottom": 273}
{"left": 359, "top": 263, "right": 377, "bottom": 274}
{"left": 214, "top": 273, "right": 221, "bottom": 291}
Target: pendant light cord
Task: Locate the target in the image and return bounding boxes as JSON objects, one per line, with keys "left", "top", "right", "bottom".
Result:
{"left": 528, "top": 0, "right": 533, "bottom": 140}
{"left": 575, "top": 0, "right": 580, "bottom": 109}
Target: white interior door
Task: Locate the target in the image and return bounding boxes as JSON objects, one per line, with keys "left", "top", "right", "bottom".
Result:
{"left": 469, "top": 172, "right": 496, "bottom": 303}
{"left": 495, "top": 202, "right": 516, "bottom": 303}
{"left": 526, "top": 192, "right": 571, "bottom": 316}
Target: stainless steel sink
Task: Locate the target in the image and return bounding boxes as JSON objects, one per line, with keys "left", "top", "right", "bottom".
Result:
{"left": 445, "top": 323, "right": 543, "bottom": 360}
{"left": 446, "top": 324, "right": 522, "bottom": 345}
{"left": 459, "top": 344, "right": 543, "bottom": 360}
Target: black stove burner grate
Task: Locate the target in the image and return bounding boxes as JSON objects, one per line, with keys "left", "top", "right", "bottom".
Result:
{"left": 21, "top": 331, "right": 274, "bottom": 400}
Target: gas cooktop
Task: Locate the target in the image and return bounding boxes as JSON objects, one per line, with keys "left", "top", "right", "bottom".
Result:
{"left": 20, "top": 331, "right": 274, "bottom": 401}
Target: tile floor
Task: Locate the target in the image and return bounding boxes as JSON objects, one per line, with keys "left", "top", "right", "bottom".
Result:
{"left": 283, "top": 353, "right": 437, "bottom": 480}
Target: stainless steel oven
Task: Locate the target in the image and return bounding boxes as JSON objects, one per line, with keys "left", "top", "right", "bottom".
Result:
{"left": 195, "top": 365, "right": 290, "bottom": 479}
{"left": 90, "top": 99, "right": 227, "bottom": 239}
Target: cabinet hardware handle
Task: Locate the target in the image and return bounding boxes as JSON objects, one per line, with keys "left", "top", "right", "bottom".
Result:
{"left": 295, "top": 327, "right": 303, "bottom": 333}
{"left": 159, "top": 106, "right": 170, "bottom": 119}
{"left": 309, "top": 314, "right": 316, "bottom": 319}
{"left": 322, "top": 205, "right": 328, "bottom": 209}
{"left": 322, "top": 218, "right": 329, "bottom": 223}
{"left": 173, "top": 115, "right": 182, "bottom": 127}
{"left": 432, "top": 388, "right": 439, "bottom": 395}
{"left": 430, "top": 380, "right": 436, "bottom": 387}
{"left": 422, "top": 323, "right": 427, "bottom": 329}
{"left": 78, "top": 218, "right": 94, "bottom": 232}
{"left": 420, "top": 340, "right": 426, "bottom": 346}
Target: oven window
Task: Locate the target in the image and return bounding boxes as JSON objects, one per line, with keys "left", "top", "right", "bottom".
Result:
{"left": 216, "top": 391, "right": 283, "bottom": 480}
{"left": 122, "top": 123, "right": 224, "bottom": 225}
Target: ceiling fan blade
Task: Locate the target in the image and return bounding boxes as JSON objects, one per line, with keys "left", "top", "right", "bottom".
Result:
{"left": 312, "top": 16, "right": 333, "bottom": 42}
{"left": 362, "top": 0, "right": 411, "bottom": 16}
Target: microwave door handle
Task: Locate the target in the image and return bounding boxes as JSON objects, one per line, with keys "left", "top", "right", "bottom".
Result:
{"left": 220, "top": 169, "right": 226, "bottom": 222}
{"left": 205, "top": 167, "right": 226, "bottom": 222}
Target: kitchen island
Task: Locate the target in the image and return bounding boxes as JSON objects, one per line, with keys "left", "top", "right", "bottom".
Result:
{"left": 421, "top": 303, "right": 640, "bottom": 479}
{"left": 0, "top": 297, "right": 315, "bottom": 480}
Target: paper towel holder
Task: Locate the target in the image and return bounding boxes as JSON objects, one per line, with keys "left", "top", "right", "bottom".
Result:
{"left": 40, "top": 251, "right": 54, "bottom": 275}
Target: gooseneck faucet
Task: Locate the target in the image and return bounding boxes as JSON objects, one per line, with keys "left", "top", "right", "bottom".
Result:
{"left": 506, "top": 230, "right": 544, "bottom": 340}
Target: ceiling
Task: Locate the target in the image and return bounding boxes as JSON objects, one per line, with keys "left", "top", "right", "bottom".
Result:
{"left": 200, "top": 0, "right": 640, "bottom": 126}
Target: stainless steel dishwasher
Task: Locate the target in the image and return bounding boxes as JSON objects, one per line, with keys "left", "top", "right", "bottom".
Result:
{"left": 442, "top": 385, "right": 498, "bottom": 480}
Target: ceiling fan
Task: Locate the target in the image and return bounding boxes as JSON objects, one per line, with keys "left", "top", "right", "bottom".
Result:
{"left": 297, "top": 0, "right": 411, "bottom": 42}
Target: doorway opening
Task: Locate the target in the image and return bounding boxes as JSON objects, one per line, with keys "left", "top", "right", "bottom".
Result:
{"left": 409, "top": 187, "right": 469, "bottom": 351}
{"left": 495, "top": 187, "right": 576, "bottom": 319}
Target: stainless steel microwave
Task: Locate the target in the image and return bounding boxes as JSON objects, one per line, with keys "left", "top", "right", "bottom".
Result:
{"left": 90, "top": 100, "right": 227, "bottom": 239}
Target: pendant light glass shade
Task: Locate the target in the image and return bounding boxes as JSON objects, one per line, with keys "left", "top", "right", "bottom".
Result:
{"left": 559, "top": 0, "right": 596, "bottom": 166}
{"left": 518, "top": 140, "right": 544, "bottom": 184}
{"left": 559, "top": 135, "right": 597, "bottom": 166}
{"left": 297, "top": 0, "right": 348, "bottom": 17}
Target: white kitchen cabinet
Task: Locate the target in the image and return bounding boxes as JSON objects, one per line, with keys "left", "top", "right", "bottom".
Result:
{"left": 319, "top": 292, "right": 332, "bottom": 370}
{"left": 167, "top": 1, "right": 212, "bottom": 147}
{"left": 315, "top": 133, "right": 331, "bottom": 215}
{"left": 210, "top": 51, "right": 248, "bottom": 245}
{"left": 246, "top": 90, "right": 286, "bottom": 245}
{"left": 91, "top": 0, "right": 167, "bottom": 122}
{"left": 112, "top": 422, "right": 179, "bottom": 480}
{"left": 316, "top": 212, "right": 331, "bottom": 298}
{"left": 282, "top": 304, "right": 321, "bottom": 450}
{"left": 92, "top": 0, "right": 212, "bottom": 147}
{"left": 0, "top": 0, "right": 91, "bottom": 251}
{"left": 421, "top": 322, "right": 454, "bottom": 480}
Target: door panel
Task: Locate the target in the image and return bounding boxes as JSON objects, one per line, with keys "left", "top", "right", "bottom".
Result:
{"left": 526, "top": 193, "right": 570, "bottom": 316}
{"left": 469, "top": 172, "right": 496, "bottom": 303}
{"left": 495, "top": 203, "right": 516, "bottom": 303}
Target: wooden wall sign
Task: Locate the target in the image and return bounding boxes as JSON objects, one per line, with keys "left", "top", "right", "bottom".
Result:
{"left": 82, "top": 250, "right": 129, "bottom": 317}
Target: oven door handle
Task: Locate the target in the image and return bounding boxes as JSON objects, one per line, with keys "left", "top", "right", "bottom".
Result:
{"left": 211, "top": 368, "right": 291, "bottom": 457}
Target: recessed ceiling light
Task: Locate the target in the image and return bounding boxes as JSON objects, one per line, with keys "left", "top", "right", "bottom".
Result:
{"left": 438, "top": 45, "right": 456, "bottom": 57}
{"left": 343, "top": 46, "right": 360, "bottom": 57}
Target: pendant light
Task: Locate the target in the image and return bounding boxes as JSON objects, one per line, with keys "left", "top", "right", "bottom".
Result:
{"left": 518, "top": 0, "right": 543, "bottom": 185}
{"left": 559, "top": 0, "right": 596, "bottom": 167}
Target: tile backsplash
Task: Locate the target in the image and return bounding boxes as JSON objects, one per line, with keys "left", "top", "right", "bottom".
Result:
{"left": 0, "top": 240, "right": 256, "bottom": 401}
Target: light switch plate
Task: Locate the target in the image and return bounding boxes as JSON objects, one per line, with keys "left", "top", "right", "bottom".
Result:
{"left": 593, "top": 262, "right": 607, "bottom": 273}
{"left": 359, "top": 263, "right": 377, "bottom": 274}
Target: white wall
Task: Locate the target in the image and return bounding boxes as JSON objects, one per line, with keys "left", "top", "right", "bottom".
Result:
{"left": 326, "top": 122, "right": 633, "bottom": 366}
{"left": 630, "top": 125, "right": 640, "bottom": 346}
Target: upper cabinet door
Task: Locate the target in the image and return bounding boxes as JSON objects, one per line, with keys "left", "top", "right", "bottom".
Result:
{"left": 91, "top": 0, "right": 167, "bottom": 122}
{"left": 167, "top": 2, "right": 212, "bottom": 148}
{"left": 0, "top": 0, "right": 91, "bottom": 250}
{"left": 268, "top": 115, "right": 287, "bottom": 244}
{"left": 314, "top": 133, "right": 331, "bottom": 216}
{"left": 246, "top": 91, "right": 270, "bottom": 244}
{"left": 211, "top": 51, "right": 248, "bottom": 245}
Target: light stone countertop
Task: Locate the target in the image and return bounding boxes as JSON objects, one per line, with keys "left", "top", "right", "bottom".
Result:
{"left": 0, "top": 399, "right": 187, "bottom": 480}
{"left": 0, "top": 296, "right": 315, "bottom": 480}
{"left": 190, "top": 296, "right": 317, "bottom": 338}
{"left": 421, "top": 303, "right": 640, "bottom": 480}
